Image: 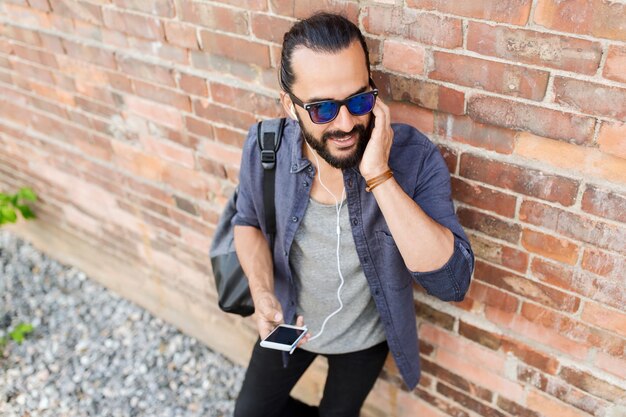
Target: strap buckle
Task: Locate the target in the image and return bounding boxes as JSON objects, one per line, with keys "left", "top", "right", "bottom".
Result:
{"left": 261, "top": 150, "right": 276, "bottom": 170}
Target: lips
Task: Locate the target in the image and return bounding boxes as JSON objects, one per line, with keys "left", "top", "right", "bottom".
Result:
{"left": 329, "top": 134, "right": 356, "bottom": 149}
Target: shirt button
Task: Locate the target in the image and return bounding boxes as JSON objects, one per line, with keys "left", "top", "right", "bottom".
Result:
{"left": 374, "top": 289, "right": 380, "bottom": 296}
{"left": 348, "top": 179, "right": 353, "bottom": 188}
{"left": 307, "top": 166, "right": 313, "bottom": 173}
{"left": 352, "top": 218, "right": 358, "bottom": 226}
{"left": 292, "top": 164, "right": 298, "bottom": 170}
{"left": 290, "top": 301, "right": 295, "bottom": 306}
{"left": 292, "top": 216, "right": 298, "bottom": 222}
{"left": 284, "top": 251, "right": 288, "bottom": 256}
{"left": 303, "top": 181, "right": 309, "bottom": 187}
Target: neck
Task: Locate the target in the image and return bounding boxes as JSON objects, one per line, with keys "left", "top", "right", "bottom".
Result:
{"left": 304, "top": 140, "right": 345, "bottom": 205}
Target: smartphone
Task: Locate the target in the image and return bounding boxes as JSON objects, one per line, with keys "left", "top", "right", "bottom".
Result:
{"left": 260, "top": 324, "right": 308, "bottom": 354}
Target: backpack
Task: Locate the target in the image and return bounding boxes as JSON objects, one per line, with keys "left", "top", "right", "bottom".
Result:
{"left": 209, "top": 118, "right": 286, "bottom": 316}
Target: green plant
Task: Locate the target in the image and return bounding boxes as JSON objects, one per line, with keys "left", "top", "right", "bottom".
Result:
{"left": 0, "top": 187, "right": 37, "bottom": 225}
{"left": 0, "top": 323, "right": 35, "bottom": 357}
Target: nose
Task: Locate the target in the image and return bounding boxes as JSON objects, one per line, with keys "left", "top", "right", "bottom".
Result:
{"left": 332, "top": 104, "right": 356, "bottom": 133}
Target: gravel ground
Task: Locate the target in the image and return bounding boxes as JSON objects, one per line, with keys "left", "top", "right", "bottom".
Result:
{"left": 0, "top": 230, "right": 245, "bottom": 417}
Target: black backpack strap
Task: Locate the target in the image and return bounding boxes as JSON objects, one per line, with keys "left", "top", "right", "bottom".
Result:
{"left": 257, "top": 118, "right": 286, "bottom": 240}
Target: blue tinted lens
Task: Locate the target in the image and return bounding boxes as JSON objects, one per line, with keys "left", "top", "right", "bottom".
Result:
{"left": 309, "top": 101, "right": 338, "bottom": 123}
{"left": 347, "top": 92, "right": 376, "bottom": 115}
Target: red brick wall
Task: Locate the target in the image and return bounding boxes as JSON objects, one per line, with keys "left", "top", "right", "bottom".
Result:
{"left": 0, "top": 1, "right": 625, "bottom": 416}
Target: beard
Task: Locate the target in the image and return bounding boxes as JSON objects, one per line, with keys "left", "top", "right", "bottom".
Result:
{"left": 296, "top": 114, "right": 373, "bottom": 170}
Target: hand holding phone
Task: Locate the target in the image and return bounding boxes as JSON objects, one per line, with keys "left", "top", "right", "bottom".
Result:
{"left": 260, "top": 324, "right": 308, "bottom": 354}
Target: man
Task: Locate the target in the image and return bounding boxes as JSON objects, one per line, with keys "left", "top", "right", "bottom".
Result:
{"left": 232, "top": 12, "right": 474, "bottom": 417}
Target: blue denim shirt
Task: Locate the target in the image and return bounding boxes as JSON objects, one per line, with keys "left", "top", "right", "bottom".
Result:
{"left": 233, "top": 118, "right": 474, "bottom": 389}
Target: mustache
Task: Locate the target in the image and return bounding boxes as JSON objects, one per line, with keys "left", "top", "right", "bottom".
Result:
{"left": 322, "top": 124, "right": 366, "bottom": 142}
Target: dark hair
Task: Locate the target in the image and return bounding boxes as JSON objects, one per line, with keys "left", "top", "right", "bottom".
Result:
{"left": 279, "top": 12, "right": 370, "bottom": 93}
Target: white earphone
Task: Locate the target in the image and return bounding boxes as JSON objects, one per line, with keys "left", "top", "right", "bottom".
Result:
{"left": 290, "top": 103, "right": 297, "bottom": 119}
{"left": 305, "top": 142, "right": 346, "bottom": 342}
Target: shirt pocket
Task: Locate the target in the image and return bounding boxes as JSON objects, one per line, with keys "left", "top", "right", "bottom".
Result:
{"left": 375, "top": 230, "right": 413, "bottom": 290}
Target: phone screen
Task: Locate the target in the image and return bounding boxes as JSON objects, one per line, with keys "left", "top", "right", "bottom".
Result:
{"left": 265, "top": 326, "right": 306, "bottom": 345}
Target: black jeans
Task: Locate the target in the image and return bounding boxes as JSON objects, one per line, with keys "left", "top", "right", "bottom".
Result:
{"left": 233, "top": 340, "right": 389, "bottom": 417}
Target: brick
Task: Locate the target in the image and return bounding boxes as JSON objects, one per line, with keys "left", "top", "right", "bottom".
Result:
{"left": 435, "top": 349, "right": 526, "bottom": 403}
{"left": 554, "top": 77, "right": 626, "bottom": 120}
{"left": 28, "top": 0, "right": 51, "bottom": 11}
{"left": 457, "top": 207, "right": 521, "bottom": 243}
{"left": 180, "top": 2, "right": 248, "bottom": 35}
{"left": 467, "top": 21, "right": 602, "bottom": 75}
{"left": 434, "top": 114, "right": 516, "bottom": 154}
{"left": 581, "top": 248, "right": 625, "bottom": 279}
{"left": 436, "top": 383, "right": 507, "bottom": 417}
{"left": 485, "top": 307, "right": 589, "bottom": 359}
{"left": 197, "top": 155, "right": 227, "bottom": 179}
{"left": 203, "top": 140, "right": 242, "bottom": 167}
{"left": 209, "top": 83, "right": 282, "bottom": 118}
{"left": 164, "top": 21, "right": 199, "bottom": 50}
{"left": 139, "top": 135, "right": 195, "bottom": 169}
{"left": 415, "top": 387, "right": 471, "bottom": 417}
{"left": 500, "top": 338, "right": 559, "bottom": 374}
{"left": 458, "top": 321, "right": 501, "bottom": 351}
{"left": 61, "top": 39, "right": 116, "bottom": 69}
{"left": 363, "top": 5, "right": 462, "bottom": 48}
{"left": 423, "top": 359, "right": 494, "bottom": 402}
{"left": 467, "top": 281, "right": 519, "bottom": 313}
{"left": 459, "top": 153, "right": 579, "bottom": 206}
{"left": 522, "top": 303, "right": 625, "bottom": 357}
{"left": 376, "top": 72, "right": 465, "bottom": 115}
{"left": 178, "top": 74, "right": 207, "bottom": 98}
{"left": 102, "top": 8, "right": 164, "bottom": 40}
{"left": 437, "top": 144, "right": 457, "bottom": 174}
{"left": 112, "top": 141, "right": 164, "bottom": 182}
{"left": 382, "top": 40, "right": 425, "bottom": 76}
{"left": 476, "top": 261, "right": 580, "bottom": 312}
{"left": 200, "top": 31, "right": 270, "bottom": 68}
{"left": 451, "top": 177, "right": 517, "bottom": 218}
{"left": 2, "top": 23, "right": 41, "bottom": 46}
{"left": 162, "top": 163, "right": 207, "bottom": 199}
{"left": 112, "top": 0, "right": 174, "bottom": 17}
{"left": 528, "top": 388, "right": 598, "bottom": 417}
{"left": 124, "top": 95, "right": 183, "bottom": 130}
{"left": 497, "top": 397, "right": 541, "bottom": 417}
{"left": 49, "top": 0, "right": 102, "bottom": 25}
{"left": 387, "top": 101, "right": 434, "bottom": 134}
{"left": 581, "top": 302, "right": 626, "bottom": 338}
{"left": 214, "top": 126, "right": 248, "bottom": 148}
{"left": 575, "top": 270, "right": 626, "bottom": 311}
{"left": 365, "top": 37, "right": 382, "bottom": 66}
{"left": 520, "top": 200, "right": 626, "bottom": 255}
{"left": 429, "top": 52, "right": 549, "bottom": 100}
{"left": 193, "top": 99, "right": 256, "bottom": 131}
{"left": 12, "top": 44, "right": 58, "bottom": 69}
{"left": 534, "top": 0, "right": 626, "bottom": 41}
{"left": 414, "top": 300, "right": 455, "bottom": 330}
{"left": 515, "top": 132, "right": 626, "bottom": 185}
{"left": 582, "top": 184, "right": 626, "bottom": 223}
{"left": 270, "top": 0, "right": 359, "bottom": 21}
{"left": 407, "top": 0, "right": 531, "bottom": 25}
{"left": 132, "top": 80, "right": 191, "bottom": 112}
{"left": 467, "top": 233, "right": 529, "bottom": 273}
{"left": 185, "top": 116, "right": 215, "bottom": 140}
{"left": 468, "top": 95, "right": 595, "bottom": 145}
{"left": 251, "top": 13, "right": 293, "bottom": 44}
{"left": 604, "top": 45, "right": 626, "bottom": 83}
{"left": 126, "top": 34, "right": 189, "bottom": 66}
{"left": 116, "top": 55, "right": 175, "bottom": 87}
{"left": 595, "top": 352, "right": 626, "bottom": 380}
{"left": 214, "top": 0, "right": 267, "bottom": 11}
{"left": 521, "top": 229, "right": 579, "bottom": 265}
{"left": 530, "top": 257, "right": 574, "bottom": 292}
{"left": 597, "top": 121, "right": 626, "bottom": 160}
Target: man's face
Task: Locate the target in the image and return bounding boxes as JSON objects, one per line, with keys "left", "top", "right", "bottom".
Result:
{"left": 285, "top": 41, "right": 373, "bottom": 170}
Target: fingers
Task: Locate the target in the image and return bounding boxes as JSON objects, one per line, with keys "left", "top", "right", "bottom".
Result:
{"left": 255, "top": 292, "right": 284, "bottom": 339}
{"left": 296, "top": 315, "right": 309, "bottom": 347}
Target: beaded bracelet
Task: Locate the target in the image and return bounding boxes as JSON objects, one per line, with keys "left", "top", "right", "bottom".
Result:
{"left": 365, "top": 169, "right": 393, "bottom": 192}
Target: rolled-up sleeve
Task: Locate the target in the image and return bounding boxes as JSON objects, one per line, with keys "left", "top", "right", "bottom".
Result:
{"left": 410, "top": 141, "right": 474, "bottom": 301}
{"left": 232, "top": 126, "right": 260, "bottom": 229}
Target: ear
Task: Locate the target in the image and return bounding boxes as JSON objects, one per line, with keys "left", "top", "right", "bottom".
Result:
{"left": 280, "top": 92, "right": 298, "bottom": 120}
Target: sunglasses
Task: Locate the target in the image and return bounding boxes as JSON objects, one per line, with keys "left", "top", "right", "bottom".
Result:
{"left": 289, "top": 80, "right": 378, "bottom": 124}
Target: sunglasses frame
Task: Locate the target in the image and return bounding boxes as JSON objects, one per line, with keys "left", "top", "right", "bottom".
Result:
{"left": 289, "top": 79, "right": 379, "bottom": 124}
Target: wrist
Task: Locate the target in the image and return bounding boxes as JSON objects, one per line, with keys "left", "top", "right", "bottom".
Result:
{"left": 361, "top": 165, "right": 390, "bottom": 182}
{"left": 365, "top": 168, "right": 393, "bottom": 192}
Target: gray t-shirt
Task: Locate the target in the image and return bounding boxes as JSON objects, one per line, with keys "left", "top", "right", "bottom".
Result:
{"left": 289, "top": 198, "right": 386, "bottom": 354}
